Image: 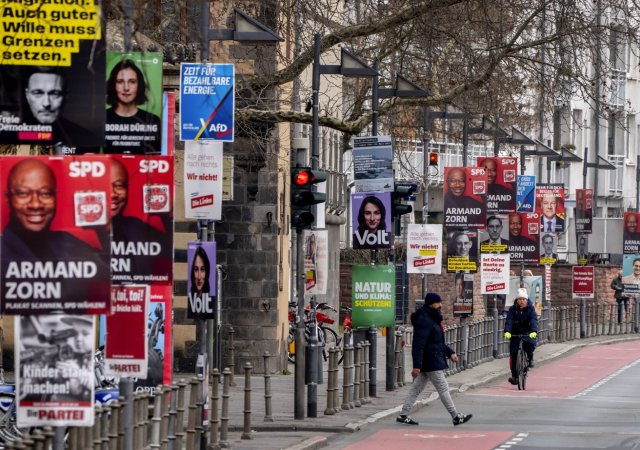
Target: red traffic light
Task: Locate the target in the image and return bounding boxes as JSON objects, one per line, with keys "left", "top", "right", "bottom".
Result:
{"left": 428, "top": 152, "right": 439, "bottom": 166}
{"left": 293, "top": 169, "right": 311, "bottom": 186}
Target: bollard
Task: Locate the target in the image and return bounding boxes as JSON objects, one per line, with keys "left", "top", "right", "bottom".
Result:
{"left": 394, "top": 330, "right": 402, "bottom": 389}
{"left": 359, "top": 342, "right": 367, "bottom": 404}
{"left": 208, "top": 370, "right": 221, "bottom": 450}
{"left": 362, "top": 340, "right": 370, "bottom": 404}
{"left": 400, "top": 327, "right": 406, "bottom": 386}
{"left": 119, "top": 377, "right": 134, "bottom": 450}
{"left": 175, "top": 381, "right": 187, "bottom": 450}
{"left": 194, "top": 377, "right": 205, "bottom": 447}
{"left": 150, "top": 389, "right": 163, "bottom": 449}
{"left": 100, "top": 404, "right": 110, "bottom": 450}
{"left": 341, "top": 344, "right": 352, "bottom": 410}
{"left": 242, "top": 362, "right": 253, "bottom": 440}
{"left": 160, "top": 387, "right": 171, "bottom": 450}
{"left": 353, "top": 343, "right": 362, "bottom": 407}
{"left": 227, "top": 327, "right": 236, "bottom": 387}
{"left": 185, "top": 378, "right": 200, "bottom": 450}
{"left": 92, "top": 405, "right": 102, "bottom": 450}
{"left": 108, "top": 401, "right": 120, "bottom": 450}
{"left": 32, "top": 429, "right": 46, "bottom": 450}
{"left": 168, "top": 385, "right": 178, "bottom": 450}
{"left": 324, "top": 347, "right": 336, "bottom": 415}
{"left": 263, "top": 352, "right": 273, "bottom": 422}
{"left": 219, "top": 368, "right": 231, "bottom": 448}
{"left": 332, "top": 347, "right": 340, "bottom": 414}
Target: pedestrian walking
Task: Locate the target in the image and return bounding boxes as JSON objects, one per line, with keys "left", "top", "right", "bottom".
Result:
{"left": 397, "top": 292, "right": 472, "bottom": 426}
{"left": 611, "top": 269, "right": 629, "bottom": 323}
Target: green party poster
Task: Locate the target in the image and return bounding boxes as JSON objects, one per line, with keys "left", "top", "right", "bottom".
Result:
{"left": 351, "top": 265, "right": 396, "bottom": 327}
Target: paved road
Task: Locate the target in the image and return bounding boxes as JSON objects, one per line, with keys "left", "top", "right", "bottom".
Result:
{"left": 328, "top": 340, "right": 640, "bottom": 450}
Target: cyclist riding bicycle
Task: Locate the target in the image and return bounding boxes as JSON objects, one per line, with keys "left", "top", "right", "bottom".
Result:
{"left": 504, "top": 287, "right": 539, "bottom": 385}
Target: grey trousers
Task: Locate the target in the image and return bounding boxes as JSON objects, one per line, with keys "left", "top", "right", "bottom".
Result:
{"left": 399, "top": 370, "right": 458, "bottom": 418}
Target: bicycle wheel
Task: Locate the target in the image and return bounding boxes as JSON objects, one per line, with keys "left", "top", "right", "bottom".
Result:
{"left": 516, "top": 347, "right": 528, "bottom": 390}
{"left": 321, "top": 327, "right": 339, "bottom": 361}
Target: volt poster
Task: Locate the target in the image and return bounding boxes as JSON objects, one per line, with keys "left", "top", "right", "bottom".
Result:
{"left": 187, "top": 241, "right": 217, "bottom": 319}
{"left": 351, "top": 265, "right": 395, "bottom": 328}
{"left": 180, "top": 63, "right": 235, "bottom": 142}
{"left": 184, "top": 140, "right": 223, "bottom": 220}
{"left": 406, "top": 224, "right": 443, "bottom": 274}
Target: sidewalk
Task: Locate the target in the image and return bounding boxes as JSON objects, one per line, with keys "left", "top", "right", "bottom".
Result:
{"left": 211, "top": 332, "right": 640, "bottom": 450}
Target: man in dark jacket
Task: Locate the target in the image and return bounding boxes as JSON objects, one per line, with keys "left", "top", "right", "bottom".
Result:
{"left": 504, "top": 288, "right": 539, "bottom": 384}
{"left": 611, "top": 269, "right": 629, "bottom": 323}
{"left": 397, "top": 293, "right": 473, "bottom": 426}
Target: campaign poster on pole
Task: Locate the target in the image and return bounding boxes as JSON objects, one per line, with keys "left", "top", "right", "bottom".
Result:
{"left": 539, "top": 232, "right": 558, "bottom": 265}
{"left": 536, "top": 184, "right": 565, "bottom": 233}
{"left": 406, "top": 224, "right": 443, "bottom": 274}
{"left": 352, "top": 136, "right": 394, "bottom": 193}
{"left": 508, "top": 212, "right": 540, "bottom": 263}
{"left": 17, "top": 315, "right": 95, "bottom": 427}
{"left": 304, "top": 230, "right": 328, "bottom": 296}
{"left": 453, "top": 272, "right": 473, "bottom": 316}
{"left": 0, "top": 156, "right": 111, "bottom": 314}
{"left": 187, "top": 241, "right": 217, "bottom": 319}
{"left": 506, "top": 276, "right": 542, "bottom": 314}
{"left": 105, "top": 52, "right": 163, "bottom": 155}
{"left": 180, "top": 63, "right": 235, "bottom": 142}
{"left": 0, "top": 0, "right": 105, "bottom": 150}
{"left": 351, "top": 192, "right": 392, "bottom": 249}
{"left": 351, "top": 265, "right": 395, "bottom": 328}
{"left": 183, "top": 141, "right": 223, "bottom": 220}
{"left": 621, "top": 255, "right": 640, "bottom": 295}
{"left": 576, "top": 233, "right": 589, "bottom": 265}
{"left": 477, "top": 157, "right": 517, "bottom": 213}
{"left": 443, "top": 167, "right": 487, "bottom": 229}
{"left": 109, "top": 155, "right": 174, "bottom": 287}
{"left": 479, "top": 214, "right": 509, "bottom": 254}
{"left": 105, "top": 285, "right": 149, "bottom": 378}
{"left": 446, "top": 229, "right": 478, "bottom": 272}
{"left": 480, "top": 254, "right": 510, "bottom": 295}
{"left": 516, "top": 175, "right": 536, "bottom": 212}
{"left": 623, "top": 212, "right": 640, "bottom": 254}
{"left": 572, "top": 266, "right": 594, "bottom": 299}
{"left": 575, "top": 189, "right": 592, "bottom": 234}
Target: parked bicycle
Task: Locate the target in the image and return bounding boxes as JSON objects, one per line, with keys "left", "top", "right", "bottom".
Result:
{"left": 287, "top": 301, "right": 340, "bottom": 363}
{"left": 338, "top": 305, "right": 352, "bottom": 364}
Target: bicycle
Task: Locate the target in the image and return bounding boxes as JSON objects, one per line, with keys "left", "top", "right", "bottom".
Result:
{"left": 511, "top": 334, "right": 531, "bottom": 390}
{"left": 287, "top": 301, "right": 340, "bottom": 363}
{"left": 338, "top": 305, "right": 352, "bottom": 364}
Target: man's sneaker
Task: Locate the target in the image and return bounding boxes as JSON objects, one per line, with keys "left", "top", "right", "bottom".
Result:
{"left": 453, "top": 413, "right": 472, "bottom": 426}
{"left": 508, "top": 377, "right": 518, "bottom": 385}
{"left": 396, "top": 415, "right": 418, "bottom": 425}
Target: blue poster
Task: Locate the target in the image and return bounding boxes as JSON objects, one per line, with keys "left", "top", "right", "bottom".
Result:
{"left": 516, "top": 175, "right": 536, "bottom": 212}
{"left": 180, "top": 63, "right": 235, "bottom": 142}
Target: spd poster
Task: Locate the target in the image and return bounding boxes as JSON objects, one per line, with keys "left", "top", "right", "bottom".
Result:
{"left": 351, "top": 265, "right": 395, "bottom": 327}
{"left": 575, "top": 189, "right": 592, "bottom": 234}
{"left": 0, "top": 156, "right": 111, "bottom": 314}
{"left": 623, "top": 212, "right": 640, "bottom": 254}
{"left": 508, "top": 212, "right": 540, "bottom": 264}
{"left": 477, "top": 157, "right": 517, "bottom": 213}
{"left": 0, "top": 0, "right": 105, "bottom": 149}
{"left": 406, "top": 224, "right": 443, "bottom": 274}
{"left": 443, "top": 167, "right": 487, "bottom": 229}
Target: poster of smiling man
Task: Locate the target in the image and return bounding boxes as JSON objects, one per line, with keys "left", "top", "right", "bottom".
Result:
{"left": 508, "top": 212, "right": 540, "bottom": 264}
{"left": 477, "top": 157, "right": 517, "bottom": 214}
{"left": 352, "top": 192, "right": 392, "bottom": 249}
{"left": 536, "top": 184, "right": 565, "bottom": 233}
{"left": 443, "top": 167, "right": 487, "bottom": 229}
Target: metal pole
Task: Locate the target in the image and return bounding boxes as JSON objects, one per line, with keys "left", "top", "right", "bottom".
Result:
{"left": 120, "top": 377, "right": 134, "bottom": 450}
{"left": 636, "top": 155, "right": 640, "bottom": 211}
{"left": 492, "top": 118, "right": 499, "bottom": 357}
{"left": 462, "top": 116, "right": 469, "bottom": 166}
{"left": 421, "top": 107, "right": 430, "bottom": 299}
{"left": 371, "top": 62, "right": 379, "bottom": 136}
{"left": 519, "top": 145, "right": 526, "bottom": 284}
{"left": 580, "top": 297, "right": 586, "bottom": 338}
{"left": 294, "top": 230, "right": 306, "bottom": 420}
{"left": 311, "top": 33, "right": 321, "bottom": 167}
{"left": 593, "top": 0, "right": 602, "bottom": 214}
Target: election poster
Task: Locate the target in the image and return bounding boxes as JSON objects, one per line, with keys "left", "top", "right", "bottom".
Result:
{"left": 446, "top": 229, "right": 478, "bottom": 272}
{"left": 443, "top": 167, "right": 487, "bottom": 229}
{"left": 180, "top": 63, "right": 235, "bottom": 142}
{"left": 623, "top": 212, "right": 640, "bottom": 254}
{"left": 105, "top": 285, "right": 149, "bottom": 378}
{"left": 540, "top": 232, "right": 558, "bottom": 265}
{"left": 17, "top": 315, "right": 95, "bottom": 427}
{"left": 351, "top": 265, "right": 395, "bottom": 328}
{"left": 479, "top": 214, "right": 509, "bottom": 254}
{"left": 536, "top": 184, "right": 565, "bottom": 233}
{"left": 505, "top": 276, "right": 542, "bottom": 314}
{"left": 183, "top": 140, "right": 223, "bottom": 220}
{"left": 109, "top": 155, "right": 174, "bottom": 287}
{"left": 576, "top": 233, "right": 589, "bottom": 265}
{"left": 406, "top": 224, "right": 443, "bottom": 274}
{"left": 477, "top": 157, "right": 517, "bottom": 213}
{"left": 351, "top": 192, "right": 393, "bottom": 249}
{"left": 187, "top": 241, "right": 217, "bottom": 319}
{"left": 572, "top": 266, "right": 594, "bottom": 299}
{"left": 575, "top": 189, "right": 592, "bottom": 233}
{"left": 0, "top": 0, "right": 105, "bottom": 149}
{"left": 516, "top": 175, "right": 536, "bottom": 212}
{"left": 105, "top": 51, "right": 163, "bottom": 155}
{"left": 480, "top": 254, "right": 510, "bottom": 295}
{"left": 508, "top": 212, "right": 540, "bottom": 263}
{"left": 304, "top": 229, "right": 328, "bottom": 296}
{"left": 0, "top": 156, "right": 111, "bottom": 314}
{"left": 622, "top": 255, "right": 640, "bottom": 295}
{"left": 453, "top": 272, "right": 473, "bottom": 316}
{"left": 352, "top": 136, "right": 394, "bottom": 193}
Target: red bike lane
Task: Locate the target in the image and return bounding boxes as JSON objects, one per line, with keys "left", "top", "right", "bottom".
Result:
{"left": 341, "top": 429, "right": 514, "bottom": 450}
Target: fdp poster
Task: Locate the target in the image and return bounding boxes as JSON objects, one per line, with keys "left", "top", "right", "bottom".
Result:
{"left": 351, "top": 192, "right": 392, "bottom": 249}
{"left": 0, "top": 156, "right": 111, "bottom": 314}
{"left": 180, "top": 63, "right": 235, "bottom": 141}
{"left": 183, "top": 140, "right": 223, "bottom": 220}
{"left": 351, "top": 265, "right": 395, "bottom": 327}
{"left": 105, "top": 51, "right": 163, "bottom": 154}
{"left": 477, "top": 157, "right": 517, "bottom": 213}
{"left": 187, "top": 241, "right": 217, "bottom": 319}
{"left": 352, "top": 136, "right": 394, "bottom": 193}
{"left": 304, "top": 229, "right": 328, "bottom": 296}
{"left": 443, "top": 167, "right": 487, "bottom": 229}
{"left": 406, "top": 224, "right": 443, "bottom": 274}
{"left": 536, "top": 184, "right": 565, "bottom": 233}
{"left": 0, "top": 0, "right": 105, "bottom": 149}
{"left": 105, "top": 285, "right": 149, "bottom": 378}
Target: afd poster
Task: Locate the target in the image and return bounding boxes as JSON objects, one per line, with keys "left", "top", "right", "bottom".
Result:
{"left": 406, "top": 224, "right": 443, "bottom": 274}
{"left": 352, "top": 136, "right": 394, "bottom": 193}
{"left": 0, "top": 0, "right": 105, "bottom": 149}
{"left": 187, "top": 241, "right": 217, "bottom": 319}
{"left": 516, "top": 175, "right": 536, "bottom": 212}
{"left": 351, "top": 265, "right": 395, "bottom": 328}
{"left": 0, "top": 156, "right": 111, "bottom": 314}
{"left": 477, "top": 157, "right": 517, "bottom": 213}
{"left": 351, "top": 192, "right": 392, "bottom": 249}
{"left": 105, "top": 52, "right": 163, "bottom": 155}
{"left": 183, "top": 141, "right": 223, "bottom": 220}
{"left": 180, "top": 63, "right": 235, "bottom": 142}
{"left": 105, "top": 285, "right": 149, "bottom": 378}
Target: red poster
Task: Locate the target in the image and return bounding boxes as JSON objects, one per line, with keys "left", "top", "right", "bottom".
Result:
{"left": 572, "top": 266, "right": 594, "bottom": 298}
{"left": 105, "top": 285, "right": 149, "bottom": 378}
{"left": 0, "top": 156, "right": 111, "bottom": 314}
{"left": 575, "top": 189, "right": 592, "bottom": 233}
{"left": 508, "top": 212, "right": 539, "bottom": 264}
{"left": 443, "top": 167, "right": 487, "bottom": 229}
{"left": 477, "top": 157, "right": 517, "bottom": 213}
{"left": 623, "top": 211, "right": 640, "bottom": 254}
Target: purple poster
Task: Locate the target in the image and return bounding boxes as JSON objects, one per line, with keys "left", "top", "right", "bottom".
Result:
{"left": 351, "top": 192, "right": 392, "bottom": 249}
{"left": 187, "top": 241, "right": 217, "bottom": 319}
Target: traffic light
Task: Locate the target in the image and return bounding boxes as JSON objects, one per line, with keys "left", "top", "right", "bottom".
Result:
{"left": 291, "top": 167, "right": 328, "bottom": 230}
{"left": 428, "top": 152, "right": 439, "bottom": 166}
{"left": 392, "top": 183, "right": 416, "bottom": 235}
